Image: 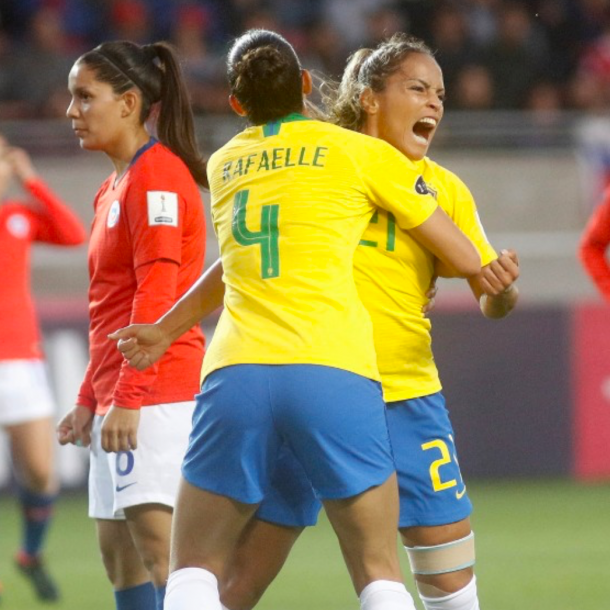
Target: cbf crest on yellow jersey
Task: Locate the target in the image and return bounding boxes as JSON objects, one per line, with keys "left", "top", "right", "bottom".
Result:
{"left": 202, "top": 114, "right": 438, "bottom": 381}
{"left": 355, "top": 156, "right": 497, "bottom": 402}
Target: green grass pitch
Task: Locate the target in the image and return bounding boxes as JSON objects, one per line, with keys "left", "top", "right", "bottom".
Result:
{"left": 1, "top": 479, "right": 609, "bottom": 609}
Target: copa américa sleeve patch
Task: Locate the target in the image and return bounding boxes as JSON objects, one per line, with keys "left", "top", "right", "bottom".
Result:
{"left": 147, "top": 191, "right": 178, "bottom": 227}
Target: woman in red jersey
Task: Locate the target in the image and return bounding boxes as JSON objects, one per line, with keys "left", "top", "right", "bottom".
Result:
{"left": 56, "top": 41, "right": 207, "bottom": 610}
{"left": 579, "top": 191, "right": 610, "bottom": 301}
{"left": 0, "top": 136, "right": 86, "bottom": 602}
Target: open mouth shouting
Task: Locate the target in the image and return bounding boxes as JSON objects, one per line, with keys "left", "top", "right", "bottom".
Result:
{"left": 412, "top": 117, "right": 438, "bottom": 145}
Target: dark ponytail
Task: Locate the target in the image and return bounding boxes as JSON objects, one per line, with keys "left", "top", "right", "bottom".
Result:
{"left": 77, "top": 40, "right": 208, "bottom": 188}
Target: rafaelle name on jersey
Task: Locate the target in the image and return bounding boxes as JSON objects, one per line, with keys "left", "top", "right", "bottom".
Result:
{"left": 221, "top": 146, "right": 329, "bottom": 183}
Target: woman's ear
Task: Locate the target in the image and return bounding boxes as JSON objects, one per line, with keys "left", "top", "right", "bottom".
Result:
{"left": 121, "top": 90, "right": 140, "bottom": 118}
{"left": 229, "top": 94, "right": 247, "bottom": 116}
{"left": 360, "top": 87, "right": 378, "bottom": 115}
{"left": 302, "top": 69, "right": 313, "bottom": 96}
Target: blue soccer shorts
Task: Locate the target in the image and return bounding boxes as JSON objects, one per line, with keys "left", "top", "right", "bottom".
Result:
{"left": 255, "top": 441, "right": 322, "bottom": 526}
{"left": 182, "top": 364, "right": 395, "bottom": 505}
{"left": 387, "top": 391, "right": 472, "bottom": 528}
{"left": 257, "top": 391, "right": 472, "bottom": 528}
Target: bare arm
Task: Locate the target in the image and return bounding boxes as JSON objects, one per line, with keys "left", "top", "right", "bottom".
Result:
{"left": 9, "top": 147, "right": 87, "bottom": 245}
{"left": 158, "top": 257, "right": 225, "bottom": 341}
{"left": 468, "top": 249, "right": 520, "bottom": 319}
{"left": 408, "top": 206, "right": 481, "bottom": 278}
{"left": 109, "top": 258, "right": 225, "bottom": 370}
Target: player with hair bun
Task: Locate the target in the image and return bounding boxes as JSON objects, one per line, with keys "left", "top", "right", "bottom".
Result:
{"left": 57, "top": 40, "right": 207, "bottom": 610}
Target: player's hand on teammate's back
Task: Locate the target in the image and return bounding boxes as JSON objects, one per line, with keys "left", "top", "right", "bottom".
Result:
{"left": 100, "top": 405, "right": 140, "bottom": 453}
{"left": 56, "top": 405, "right": 94, "bottom": 447}
{"left": 108, "top": 323, "right": 170, "bottom": 371}
{"left": 478, "top": 248, "right": 519, "bottom": 296}
{"left": 422, "top": 276, "right": 438, "bottom": 316}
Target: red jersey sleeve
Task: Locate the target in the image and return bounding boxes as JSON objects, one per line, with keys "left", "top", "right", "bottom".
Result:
{"left": 24, "top": 178, "right": 87, "bottom": 246}
{"left": 111, "top": 258, "right": 179, "bottom": 409}
{"left": 77, "top": 361, "right": 98, "bottom": 412}
{"left": 122, "top": 173, "right": 186, "bottom": 269}
{"left": 579, "top": 195, "right": 610, "bottom": 302}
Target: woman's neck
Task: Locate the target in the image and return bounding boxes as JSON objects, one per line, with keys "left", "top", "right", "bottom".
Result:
{"left": 108, "top": 129, "right": 152, "bottom": 176}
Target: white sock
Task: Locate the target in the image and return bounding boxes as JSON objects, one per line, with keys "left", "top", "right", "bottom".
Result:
{"left": 419, "top": 576, "right": 479, "bottom": 610}
{"left": 360, "top": 580, "right": 417, "bottom": 610}
{"left": 165, "top": 567, "right": 222, "bottom": 610}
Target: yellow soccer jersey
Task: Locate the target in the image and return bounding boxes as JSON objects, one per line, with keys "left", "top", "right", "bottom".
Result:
{"left": 202, "top": 114, "right": 438, "bottom": 381}
{"left": 355, "top": 156, "right": 497, "bottom": 402}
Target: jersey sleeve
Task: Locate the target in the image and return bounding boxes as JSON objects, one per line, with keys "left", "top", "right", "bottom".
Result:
{"left": 579, "top": 194, "right": 610, "bottom": 301}
{"left": 359, "top": 141, "right": 438, "bottom": 230}
{"left": 111, "top": 258, "right": 179, "bottom": 409}
{"left": 447, "top": 173, "right": 497, "bottom": 266}
{"left": 77, "top": 361, "right": 97, "bottom": 412}
{"left": 25, "top": 178, "right": 87, "bottom": 246}
{"left": 122, "top": 175, "right": 186, "bottom": 269}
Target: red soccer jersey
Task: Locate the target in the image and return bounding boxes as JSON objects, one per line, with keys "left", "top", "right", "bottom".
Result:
{"left": 0, "top": 178, "right": 86, "bottom": 361}
{"left": 77, "top": 141, "right": 206, "bottom": 415}
{"left": 579, "top": 192, "right": 610, "bottom": 302}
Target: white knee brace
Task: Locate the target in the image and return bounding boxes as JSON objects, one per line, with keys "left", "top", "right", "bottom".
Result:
{"left": 405, "top": 532, "right": 475, "bottom": 576}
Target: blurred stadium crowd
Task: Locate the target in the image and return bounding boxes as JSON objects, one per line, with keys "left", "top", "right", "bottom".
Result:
{"left": 2, "top": 0, "right": 610, "bottom": 120}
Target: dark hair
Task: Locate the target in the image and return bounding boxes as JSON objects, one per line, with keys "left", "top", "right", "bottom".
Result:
{"left": 227, "top": 29, "right": 304, "bottom": 125}
{"left": 325, "top": 33, "right": 436, "bottom": 131}
{"left": 77, "top": 40, "right": 208, "bottom": 188}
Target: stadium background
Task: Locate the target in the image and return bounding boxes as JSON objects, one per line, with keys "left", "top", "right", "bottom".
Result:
{"left": 1, "top": 1, "right": 610, "bottom": 609}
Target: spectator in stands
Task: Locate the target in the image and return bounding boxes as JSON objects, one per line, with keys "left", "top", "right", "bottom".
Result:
{"left": 169, "top": 3, "right": 228, "bottom": 114}
{"left": 2, "top": 5, "right": 77, "bottom": 118}
{"left": 463, "top": 0, "right": 501, "bottom": 46}
{"left": 61, "top": 0, "right": 111, "bottom": 52}
{"left": 299, "top": 18, "right": 350, "bottom": 81}
{"left": 526, "top": 80, "right": 564, "bottom": 114}
{"left": 567, "top": 68, "right": 610, "bottom": 110}
{"left": 3, "top": 0, "right": 610, "bottom": 113}
{"left": 362, "top": 2, "right": 409, "bottom": 47}
{"left": 453, "top": 64, "right": 495, "bottom": 110}
{"left": 534, "top": 0, "right": 581, "bottom": 82}
{"left": 430, "top": 2, "right": 482, "bottom": 105}
{"left": 322, "top": 0, "right": 382, "bottom": 48}
{"left": 108, "top": 0, "right": 154, "bottom": 45}
{"left": 574, "top": 0, "right": 610, "bottom": 46}
{"left": 0, "top": 30, "right": 19, "bottom": 120}
{"left": 482, "top": 1, "right": 550, "bottom": 108}
{"left": 573, "top": 20, "right": 610, "bottom": 109}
